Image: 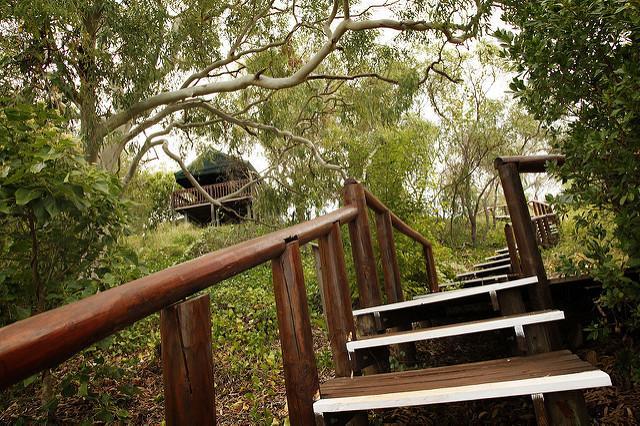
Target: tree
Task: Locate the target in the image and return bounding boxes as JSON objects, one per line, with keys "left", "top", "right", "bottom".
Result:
{"left": 427, "top": 43, "right": 548, "bottom": 245}
{"left": 1, "top": 0, "right": 492, "bottom": 183}
{"left": 0, "top": 102, "right": 127, "bottom": 324}
{"left": 497, "top": 1, "right": 640, "bottom": 331}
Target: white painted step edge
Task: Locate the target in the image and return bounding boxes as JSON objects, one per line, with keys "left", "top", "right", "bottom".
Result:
{"left": 353, "top": 276, "right": 538, "bottom": 317}
{"left": 457, "top": 263, "right": 511, "bottom": 278}
{"left": 346, "top": 310, "right": 564, "bottom": 352}
{"left": 313, "top": 370, "right": 611, "bottom": 414}
{"left": 437, "top": 274, "right": 509, "bottom": 289}
{"left": 474, "top": 258, "right": 511, "bottom": 269}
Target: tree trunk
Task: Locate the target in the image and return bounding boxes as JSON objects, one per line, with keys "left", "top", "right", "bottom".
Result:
{"left": 80, "top": 82, "right": 102, "bottom": 163}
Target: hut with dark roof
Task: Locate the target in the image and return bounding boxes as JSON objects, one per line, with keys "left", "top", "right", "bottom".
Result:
{"left": 170, "top": 149, "right": 257, "bottom": 225}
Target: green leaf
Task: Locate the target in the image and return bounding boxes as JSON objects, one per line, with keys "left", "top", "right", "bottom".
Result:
{"left": 22, "top": 374, "right": 38, "bottom": 387}
{"left": 43, "top": 196, "right": 59, "bottom": 218}
{"left": 78, "top": 382, "right": 88, "bottom": 397}
{"left": 14, "top": 188, "right": 41, "bottom": 206}
{"left": 93, "top": 180, "right": 110, "bottom": 194}
{"left": 30, "top": 162, "right": 46, "bottom": 173}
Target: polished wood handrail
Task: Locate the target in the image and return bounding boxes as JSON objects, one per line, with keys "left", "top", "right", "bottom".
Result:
{"left": 0, "top": 206, "right": 358, "bottom": 389}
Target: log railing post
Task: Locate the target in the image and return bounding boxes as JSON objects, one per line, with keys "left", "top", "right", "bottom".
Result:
{"left": 272, "top": 239, "right": 320, "bottom": 425}
{"left": 497, "top": 163, "right": 555, "bottom": 313}
{"left": 374, "top": 211, "right": 417, "bottom": 365}
{"left": 375, "top": 211, "right": 403, "bottom": 303}
{"left": 317, "top": 223, "right": 357, "bottom": 377}
{"left": 343, "top": 180, "right": 382, "bottom": 308}
{"left": 343, "top": 180, "right": 388, "bottom": 373}
{"left": 423, "top": 244, "right": 439, "bottom": 293}
{"left": 160, "top": 294, "right": 216, "bottom": 426}
{"left": 504, "top": 223, "right": 522, "bottom": 276}
{"left": 496, "top": 159, "right": 589, "bottom": 424}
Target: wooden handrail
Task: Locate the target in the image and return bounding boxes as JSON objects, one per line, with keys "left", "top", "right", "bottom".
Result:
{"left": 362, "top": 188, "right": 439, "bottom": 292}
{"left": 0, "top": 206, "right": 358, "bottom": 389}
{"left": 494, "top": 155, "right": 565, "bottom": 174}
{"left": 363, "top": 189, "right": 433, "bottom": 249}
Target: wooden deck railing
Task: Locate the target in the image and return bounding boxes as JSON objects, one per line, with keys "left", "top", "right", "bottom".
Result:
{"left": 170, "top": 179, "right": 254, "bottom": 209}
{"left": 0, "top": 180, "right": 436, "bottom": 424}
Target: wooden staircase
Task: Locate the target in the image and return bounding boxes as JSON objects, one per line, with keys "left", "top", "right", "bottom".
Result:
{"left": 314, "top": 273, "right": 611, "bottom": 423}
{"left": 0, "top": 155, "right": 611, "bottom": 425}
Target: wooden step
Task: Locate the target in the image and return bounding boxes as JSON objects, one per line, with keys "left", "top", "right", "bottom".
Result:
{"left": 438, "top": 274, "right": 510, "bottom": 289}
{"left": 484, "top": 253, "right": 510, "bottom": 261}
{"left": 353, "top": 276, "right": 537, "bottom": 317}
{"left": 314, "top": 351, "right": 611, "bottom": 414}
{"left": 496, "top": 248, "right": 510, "bottom": 254}
{"left": 456, "top": 263, "right": 511, "bottom": 280}
{"left": 473, "top": 258, "right": 511, "bottom": 270}
{"left": 346, "top": 310, "right": 564, "bottom": 352}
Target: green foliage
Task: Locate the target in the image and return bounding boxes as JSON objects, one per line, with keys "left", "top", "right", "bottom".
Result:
{"left": 0, "top": 101, "right": 127, "bottom": 325}
{"left": 499, "top": 1, "right": 640, "bottom": 334}
{"left": 124, "top": 171, "right": 178, "bottom": 231}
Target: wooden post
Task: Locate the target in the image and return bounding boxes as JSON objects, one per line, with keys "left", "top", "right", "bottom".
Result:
{"left": 343, "top": 180, "right": 382, "bottom": 308}
{"left": 423, "top": 244, "right": 439, "bottom": 293}
{"left": 496, "top": 160, "right": 589, "bottom": 424}
{"left": 160, "top": 294, "right": 216, "bottom": 426}
{"left": 375, "top": 211, "right": 403, "bottom": 303}
{"left": 272, "top": 239, "right": 320, "bottom": 425}
{"left": 504, "top": 224, "right": 522, "bottom": 276}
{"left": 343, "top": 180, "right": 389, "bottom": 373}
{"left": 374, "top": 211, "right": 417, "bottom": 365}
{"left": 318, "top": 224, "right": 357, "bottom": 377}
{"left": 311, "top": 243, "right": 328, "bottom": 319}
{"left": 497, "top": 163, "right": 555, "bottom": 313}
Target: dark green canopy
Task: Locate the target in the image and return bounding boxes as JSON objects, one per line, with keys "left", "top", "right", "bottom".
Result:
{"left": 174, "top": 150, "right": 256, "bottom": 188}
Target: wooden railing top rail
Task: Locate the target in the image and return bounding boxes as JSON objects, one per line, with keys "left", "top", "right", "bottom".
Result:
{"left": 363, "top": 189, "right": 433, "bottom": 249}
{"left": 494, "top": 155, "right": 565, "bottom": 173}
{"left": 0, "top": 206, "right": 358, "bottom": 390}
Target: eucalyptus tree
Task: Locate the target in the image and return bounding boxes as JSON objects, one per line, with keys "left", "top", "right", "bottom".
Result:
{"left": 427, "top": 43, "right": 548, "bottom": 245}
{"left": 1, "top": 0, "right": 492, "bottom": 183}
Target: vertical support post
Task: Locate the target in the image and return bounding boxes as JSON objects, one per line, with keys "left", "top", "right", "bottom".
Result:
{"left": 497, "top": 162, "right": 554, "bottom": 312}
{"left": 343, "top": 180, "right": 389, "bottom": 374}
{"left": 374, "top": 211, "right": 417, "bottom": 365}
{"left": 160, "top": 294, "right": 216, "bottom": 426}
{"left": 311, "top": 243, "right": 328, "bottom": 319}
{"left": 375, "top": 211, "right": 403, "bottom": 303}
{"left": 496, "top": 160, "right": 589, "bottom": 425}
{"left": 423, "top": 244, "right": 439, "bottom": 293}
{"left": 318, "top": 223, "right": 357, "bottom": 377}
{"left": 342, "top": 180, "right": 382, "bottom": 308}
{"left": 272, "top": 239, "right": 320, "bottom": 425}
{"left": 504, "top": 224, "right": 522, "bottom": 276}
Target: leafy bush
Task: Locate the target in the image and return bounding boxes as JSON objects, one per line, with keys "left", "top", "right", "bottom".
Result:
{"left": 123, "top": 170, "right": 179, "bottom": 231}
{"left": 498, "top": 0, "right": 640, "bottom": 335}
{"left": 0, "top": 102, "right": 128, "bottom": 325}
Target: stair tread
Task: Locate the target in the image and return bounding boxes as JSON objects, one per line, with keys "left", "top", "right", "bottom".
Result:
{"left": 346, "top": 310, "right": 564, "bottom": 352}
{"left": 314, "top": 351, "right": 611, "bottom": 413}
{"left": 438, "top": 274, "right": 510, "bottom": 288}
{"left": 353, "top": 276, "right": 537, "bottom": 316}
{"left": 456, "top": 263, "right": 511, "bottom": 279}
{"left": 473, "top": 258, "right": 511, "bottom": 269}
{"left": 484, "top": 253, "right": 511, "bottom": 261}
